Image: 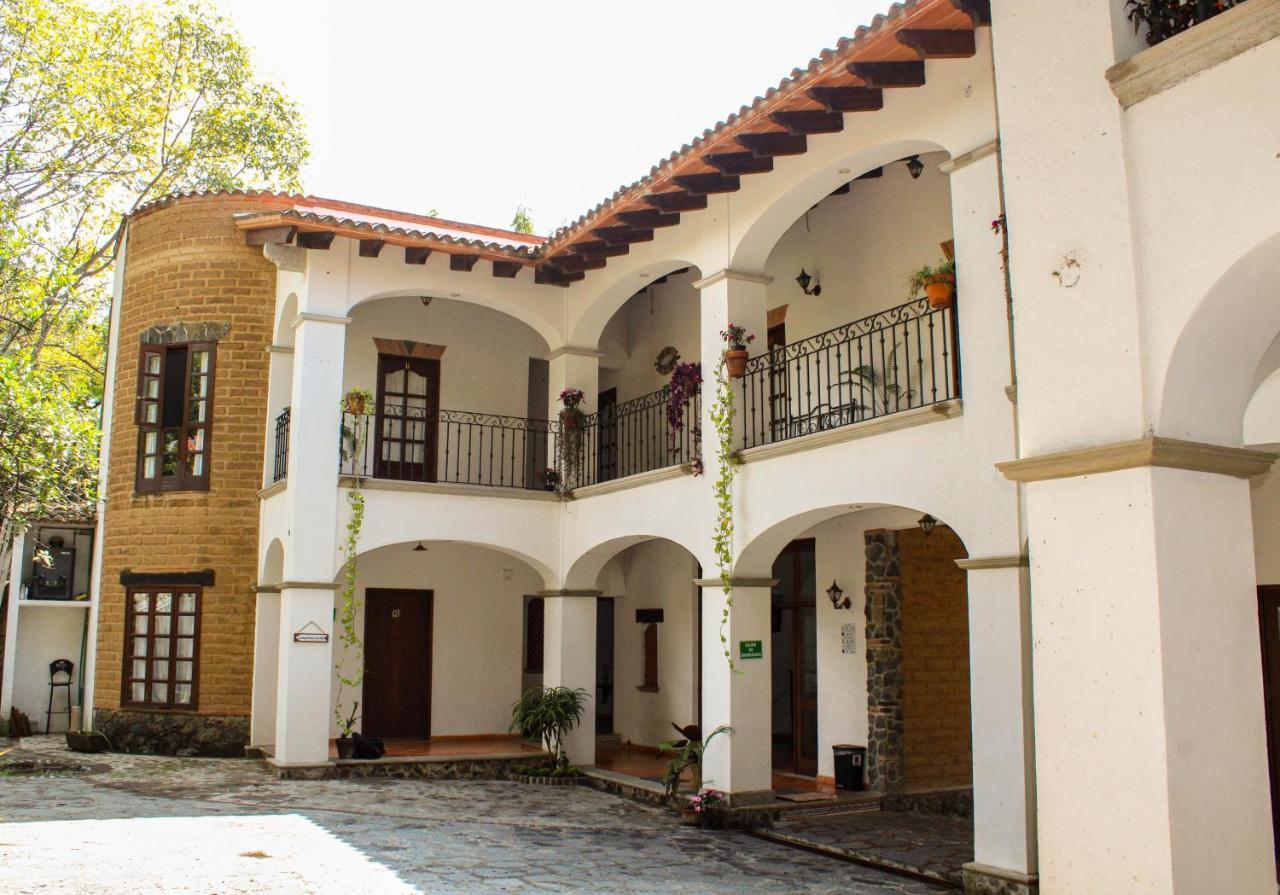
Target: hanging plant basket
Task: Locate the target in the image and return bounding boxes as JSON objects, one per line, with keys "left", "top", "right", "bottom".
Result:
{"left": 344, "top": 388, "right": 372, "bottom": 416}
{"left": 723, "top": 350, "right": 749, "bottom": 379}
{"left": 924, "top": 273, "right": 955, "bottom": 310}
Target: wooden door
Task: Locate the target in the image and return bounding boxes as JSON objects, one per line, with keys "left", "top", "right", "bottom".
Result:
{"left": 362, "top": 588, "right": 433, "bottom": 739}
{"left": 597, "top": 388, "right": 618, "bottom": 483}
{"left": 771, "top": 538, "right": 818, "bottom": 775}
{"left": 1259, "top": 585, "right": 1280, "bottom": 864}
{"left": 375, "top": 354, "right": 440, "bottom": 481}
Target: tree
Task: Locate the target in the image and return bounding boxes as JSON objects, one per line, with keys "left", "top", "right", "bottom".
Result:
{"left": 510, "top": 205, "right": 536, "bottom": 235}
{"left": 0, "top": 0, "right": 308, "bottom": 588}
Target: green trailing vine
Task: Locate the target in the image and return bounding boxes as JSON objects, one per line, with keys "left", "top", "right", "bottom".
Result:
{"left": 710, "top": 346, "right": 743, "bottom": 671}
{"left": 334, "top": 390, "right": 371, "bottom": 738}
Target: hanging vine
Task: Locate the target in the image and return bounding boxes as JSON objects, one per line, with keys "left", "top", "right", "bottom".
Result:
{"left": 710, "top": 344, "right": 743, "bottom": 670}
{"left": 334, "top": 390, "right": 371, "bottom": 738}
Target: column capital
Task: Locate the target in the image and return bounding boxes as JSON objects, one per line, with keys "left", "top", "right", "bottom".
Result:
{"left": 545, "top": 345, "right": 603, "bottom": 361}
{"left": 537, "top": 589, "right": 603, "bottom": 598}
{"left": 997, "top": 436, "right": 1277, "bottom": 483}
{"left": 938, "top": 139, "right": 1000, "bottom": 175}
{"left": 956, "top": 554, "right": 1028, "bottom": 571}
{"left": 692, "top": 578, "right": 777, "bottom": 589}
{"left": 291, "top": 312, "right": 351, "bottom": 328}
{"left": 692, "top": 269, "right": 773, "bottom": 291}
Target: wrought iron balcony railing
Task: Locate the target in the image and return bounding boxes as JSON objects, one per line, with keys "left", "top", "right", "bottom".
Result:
{"left": 1126, "top": 0, "right": 1240, "bottom": 46}
{"left": 340, "top": 407, "right": 561, "bottom": 491}
{"left": 272, "top": 407, "right": 290, "bottom": 482}
{"left": 561, "top": 384, "right": 701, "bottom": 489}
{"left": 736, "top": 296, "right": 960, "bottom": 451}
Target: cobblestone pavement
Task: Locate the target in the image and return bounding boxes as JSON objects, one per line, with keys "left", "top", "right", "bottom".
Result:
{"left": 1, "top": 738, "right": 949, "bottom": 894}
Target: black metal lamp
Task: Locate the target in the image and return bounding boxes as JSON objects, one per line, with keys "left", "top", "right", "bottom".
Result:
{"left": 827, "top": 580, "right": 851, "bottom": 610}
{"left": 906, "top": 155, "right": 924, "bottom": 179}
{"left": 918, "top": 514, "right": 938, "bottom": 536}
{"left": 796, "top": 268, "right": 822, "bottom": 296}
{"left": 412, "top": 541, "right": 428, "bottom": 552}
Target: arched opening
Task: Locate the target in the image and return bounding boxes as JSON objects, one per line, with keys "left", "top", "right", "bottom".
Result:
{"left": 340, "top": 295, "right": 555, "bottom": 490}
{"left": 328, "top": 540, "right": 549, "bottom": 761}
{"left": 260, "top": 538, "right": 284, "bottom": 585}
{"left": 564, "top": 535, "right": 703, "bottom": 782}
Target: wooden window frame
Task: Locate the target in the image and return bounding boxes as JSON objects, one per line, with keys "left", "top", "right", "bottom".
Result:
{"left": 373, "top": 352, "right": 441, "bottom": 482}
{"left": 121, "top": 585, "right": 202, "bottom": 711}
{"left": 135, "top": 341, "right": 216, "bottom": 493}
{"left": 524, "top": 597, "right": 545, "bottom": 674}
{"left": 638, "top": 622, "right": 659, "bottom": 692}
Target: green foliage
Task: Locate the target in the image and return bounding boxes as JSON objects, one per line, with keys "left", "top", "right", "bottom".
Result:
{"left": 658, "top": 724, "right": 732, "bottom": 799}
{"left": 333, "top": 410, "right": 369, "bottom": 737}
{"left": 906, "top": 259, "right": 956, "bottom": 297}
{"left": 510, "top": 205, "right": 536, "bottom": 235}
{"left": 510, "top": 761, "right": 582, "bottom": 778}
{"left": 709, "top": 352, "right": 741, "bottom": 670}
{"left": 510, "top": 686, "right": 588, "bottom": 768}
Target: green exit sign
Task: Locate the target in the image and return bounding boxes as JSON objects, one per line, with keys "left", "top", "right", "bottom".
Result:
{"left": 739, "top": 640, "right": 763, "bottom": 660}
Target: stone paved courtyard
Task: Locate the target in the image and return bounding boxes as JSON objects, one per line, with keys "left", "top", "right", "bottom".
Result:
{"left": 0, "top": 738, "right": 949, "bottom": 894}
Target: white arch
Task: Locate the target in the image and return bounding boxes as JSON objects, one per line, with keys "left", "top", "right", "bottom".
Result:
{"left": 261, "top": 538, "right": 284, "bottom": 584}
{"left": 567, "top": 259, "right": 702, "bottom": 349}
{"left": 348, "top": 287, "right": 562, "bottom": 350}
{"left": 275, "top": 293, "right": 298, "bottom": 347}
{"left": 564, "top": 533, "right": 705, "bottom": 592}
{"left": 1160, "top": 230, "right": 1280, "bottom": 445}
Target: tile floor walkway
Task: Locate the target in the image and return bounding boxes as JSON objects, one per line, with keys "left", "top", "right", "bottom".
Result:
{"left": 0, "top": 737, "right": 951, "bottom": 894}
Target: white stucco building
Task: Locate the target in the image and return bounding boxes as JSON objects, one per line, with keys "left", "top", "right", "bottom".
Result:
{"left": 8, "top": 1, "right": 1270, "bottom": 893}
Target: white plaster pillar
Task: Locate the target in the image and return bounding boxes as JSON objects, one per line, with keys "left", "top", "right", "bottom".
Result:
{"left": 698, "top": 581, "right": 773, "bottom": 801}
{"left": 249, "top": 589, "right": 280, "bottom": 750}
{"left": 0, "top": 527, "right": 27, "bottom": 716}
{"left": 1015, "top": 465, "right": 1276, "bottom": 894}
{"left": 262, "top": 345, "right": 295, "bottom": 485}
{"left": 695, "top": 270, "right": 770, "bottom": 455}
{"left": 546, "top": 347, "right": 600, "bottom": 487}
{"left": 541, "top": 592, "right": 597, "bottom": 766}
{"left": 960, "top": 559, "right": 1037, "bottom": 892}
{"left": 273, "top": 585, "right": 337, "bottom": 764}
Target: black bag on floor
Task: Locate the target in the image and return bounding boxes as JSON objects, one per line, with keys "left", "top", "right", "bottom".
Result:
{"left": 352, "top": 733, "right": 385, "bottom": 760}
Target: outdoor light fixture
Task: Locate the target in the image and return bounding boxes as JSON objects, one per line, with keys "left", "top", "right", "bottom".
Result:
{"left": 420, "top": 296, "right": 433, "bottom": 308}
{"left": 918, "top": 514, "right": 938, "bottom": 536}
{"left": 412, "top": 542, "right": 428, "bottom": 552}
{"left": 796, "top": 268, "right": 822, "bottom": 296}
{"left": 827, "top": 580, "right": 851, "bottom": 610}
{"left": 906, "top": 155, "right": 924, "bottom": 179}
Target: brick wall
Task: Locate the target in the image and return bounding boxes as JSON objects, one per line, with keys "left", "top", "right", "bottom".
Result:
{"left": 898, "top": 526, "right": 972, "bottom": 790}
{"left": 95, "top": 195, "right": 276, "bottom": 719}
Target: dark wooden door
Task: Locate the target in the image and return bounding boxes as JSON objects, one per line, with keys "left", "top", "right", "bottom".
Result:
{"left": 1258, "top": 585, "right": 1280, "bottom": 865}
{"left": 362, "top": 588, "right": 433, "bottom": 739}
{"left": 597, "top": 388, "right": 618, "bottom": 483}
{"left": 772, "top": 538, "right": 818, "bottom": 775}
{"left": 375, "top": 354, "right": 440, "bottom": 481}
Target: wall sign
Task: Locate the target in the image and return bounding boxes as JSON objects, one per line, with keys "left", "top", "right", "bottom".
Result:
{"left": 841, "top": 623, "right": 858, "bottom": 655}
{"left": 739, "top": 640, "right": 764, "bottom": 660}
{"left": 293, "top": 621, "right": 330, "bottom": 643}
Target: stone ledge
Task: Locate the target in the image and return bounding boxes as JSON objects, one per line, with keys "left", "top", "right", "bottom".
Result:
{"left": 997, "top": 436, "right": 1277, "bottom": 483}
{"left": 1107, "top": 0, "right": 1280, "bottom": 108}
{"left": 963, "top": 862, "right": 1038, "bottom": 895}
{"left": 738, "top": 400, "right": 962, "bottom": 465}
{"left": 342, "top": 475, "right": 562, "bottom": 502}
{"left": 568, "top": 463, "right": 694, "bottom": 499}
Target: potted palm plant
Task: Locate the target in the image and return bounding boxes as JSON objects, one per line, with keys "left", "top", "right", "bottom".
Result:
{"left": 908, "top": 259, "right": 956, "bottom": 309}
{"left": 720, "top": 324, "right": 755, "bottom": 379}
{"left": 659, "top": 723, "right": 732, "bottom": 802}
{"left": 510, "top": 685, "right": 588, "bottom": 772}
{"left": 335, "top": 702, "right": 359, "bottom": 760}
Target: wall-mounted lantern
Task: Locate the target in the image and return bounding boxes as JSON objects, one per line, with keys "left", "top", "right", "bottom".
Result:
{"left": 906, "top": 155, "right": 924, "bottom": 179}
{"left": 827, "top": 580, "right": 851, "bottom": 610}
{"left": 918, "top": 514, "right": 938, "bottom": 536}
{"left": 796, "top": 268, "right": 822, "bottom": 296}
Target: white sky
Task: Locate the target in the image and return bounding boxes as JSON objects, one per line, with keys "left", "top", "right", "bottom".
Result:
{"left": 213, "top": 0, "right": 891, "bottom": 235}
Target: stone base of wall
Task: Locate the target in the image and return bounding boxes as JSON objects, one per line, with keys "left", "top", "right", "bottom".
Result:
{"left": 963, "top": 862, "right": 1038, "bottom": 895}
{"left": 884, "top": 786, "right": 973, "bottom": 819}
{"left": 93, "top": 708, "right": 248, "bottom": 758}
{"left": 270, "top": 756, "right": 530, "bottom": 781}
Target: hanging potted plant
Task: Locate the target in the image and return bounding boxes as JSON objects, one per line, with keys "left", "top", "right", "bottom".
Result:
{"left": 558, "top": 388, "right": 585, "bottom": 431}
{"left": 720, "top": 324, "right": 755, "bottom": 379}
{"left": 542, "top": 466, "right": 560, "bottom": 492}
{"left": 344, "top": 387, "right": 374, "bottom": 416}
{"left": 908, "top": 259, "right": 957, "bottom": 310}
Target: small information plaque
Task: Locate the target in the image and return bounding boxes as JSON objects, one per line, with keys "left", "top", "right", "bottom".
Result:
{"left": 293, "top": 621, "right": 330, "bottom": 644}
{"left": 841, "top": 623, "right": 857, "bottom": 655}
{"left": 739, "top": 640, "right": 764, "bottom": 660}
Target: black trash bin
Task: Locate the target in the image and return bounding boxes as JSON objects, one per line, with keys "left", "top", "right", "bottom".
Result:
{"left": 832, "top": 744, "right": 866, "bottom": 791}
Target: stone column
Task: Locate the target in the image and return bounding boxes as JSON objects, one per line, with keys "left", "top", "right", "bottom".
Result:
{"left": 863, "top": 530, "right": 904, "bottom": 794}
{"left": 698, "top": 580, "right": 773, "bottom": 802}
{"left": 248, "top": 588, "right": 280, "bottom": 752}
{"left": 540, "top": 591, "right": 598, "bottom": 767}
{"left": 273, "top": 583, "right": 337, "bottom": 765}
{"left": 960, "top": 558, "right": 1038, "bottom": 895}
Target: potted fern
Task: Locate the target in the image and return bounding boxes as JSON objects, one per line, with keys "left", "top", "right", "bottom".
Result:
{"left": 908, "top": 259, "right": 956, "bottom": 309}
{"left": 510, "top": 685, "right": 588, "bottom": 772}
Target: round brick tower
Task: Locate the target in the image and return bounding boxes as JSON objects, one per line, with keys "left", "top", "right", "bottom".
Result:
{"left": 93, "top": 193, "right": 284, "bottom": 755}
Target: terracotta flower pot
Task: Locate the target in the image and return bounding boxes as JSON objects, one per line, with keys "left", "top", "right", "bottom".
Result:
{"left": 335, "top": 736, "right": 356, "bottom": 760}
{"left": 679, "top": 807, "right": 701, "bottom": 826}
{"left": 724, "top": 349, "right": 749, "bottom": 379}
{"left": 344, "top": 394, "right": 367, "bottom": 415}
{"left": 924, "top": 274, "right": 955, "bottom": 310}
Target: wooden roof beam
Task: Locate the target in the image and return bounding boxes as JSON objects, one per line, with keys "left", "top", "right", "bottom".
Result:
{"left": 735, "top": 132, "right": 807, "bottom": 158}
{"left": 896, "top": 29, "right": 977, "bottom": 59}
{"left": 807, "top": 86, "right": 884, "bottom": 113}
{"left": 245, "top": 225, "right": 295, "bottom": 246}
{"left": 296, "top": 231, "right": 335, "bottom": 250}
{"left": 705, "top": 152, "right": 774, "bottom": 175}
{"left": 593, "top": 226, "right": 655, "bottom": 246}
{"left": 358, "top": 238, "right": 385, "bottom": 258}
{"left": 769, "top": 110, "right": 844, "bottom": 136}
{"left": 449, "top": 253, "right": 480, "bottom": 272}
{"left": 616, "top": 209, "right": 681, "bottom": 229}
{"left": 575, "top": 240, "right": 630, "bottom": 259}
{"left": 492, "top": 260, "right": 522, "bottom": 278}
{"left": 644, "top": 191, "right": 708, "bottom": 213}
{"left": 847, "top": 61, "right": 926, "bottom": 88}
{"left": 671, "top": 173, "right": 741, "bottom": 195}
{"left": 951, "top": 0, "right": 991, "bottom": 25}
{"left": 553, "top": 254, "right": 607, "bottom": 273}
{"left": 405, "top": 246, "right": 431, "bottom": 264}
{"left": 535, "top": 266, "right": 583, "bottom": 286}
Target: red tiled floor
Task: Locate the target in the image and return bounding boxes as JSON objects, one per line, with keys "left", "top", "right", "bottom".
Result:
{"left": 593, "top": 742, "right": 837, "bottom": 796}
{"left": 327, "top": 736, "right": 543, "bottom": 760}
